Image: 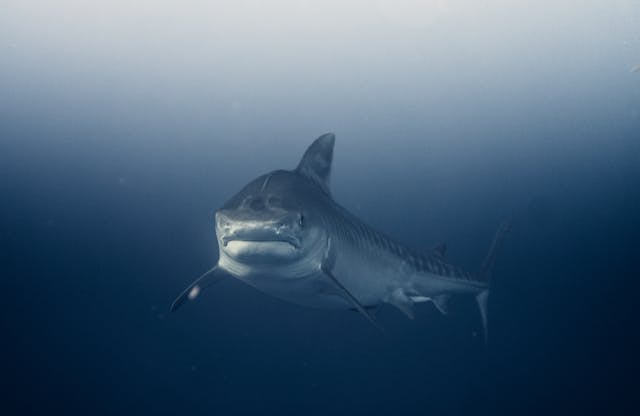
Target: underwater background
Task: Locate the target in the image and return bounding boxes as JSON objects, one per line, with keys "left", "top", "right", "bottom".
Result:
{"left": 1, "top": 1, "right": 639, "bottom": 415}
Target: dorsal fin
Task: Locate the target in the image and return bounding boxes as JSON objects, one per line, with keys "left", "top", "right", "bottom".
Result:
{"left": 431, "top": 242, "right": 447, "bottom": 259}
{"left": 296, "top": 133, "right": 335, "bottom": 195}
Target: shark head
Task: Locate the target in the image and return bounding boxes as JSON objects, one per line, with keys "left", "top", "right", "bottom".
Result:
{"left": 170, "top": 133, "right": 354, "bottom": 312}
{"left": 215, "top": 179, "right": 313, "bottom": 264}
{"left": 215, "top": 133, "right": 335, "bottom": 276}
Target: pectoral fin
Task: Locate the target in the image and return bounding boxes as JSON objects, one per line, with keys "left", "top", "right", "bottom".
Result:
{"left": 170, "top": 265, "right": 226, "bottom": 312}
{"left": 321, "top": 237, "right": 382, "bottom": 331}
{"left": 320, "top": 265, "right": 383, "bottom": 332}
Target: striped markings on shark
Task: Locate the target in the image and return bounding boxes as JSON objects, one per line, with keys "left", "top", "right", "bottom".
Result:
{"left": 171, "top": 134, "right": 509, "bottom": 343}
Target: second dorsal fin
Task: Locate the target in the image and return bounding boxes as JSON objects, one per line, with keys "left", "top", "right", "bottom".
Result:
{"left": 431, "top": 242, "right": 447, "bottom": 259}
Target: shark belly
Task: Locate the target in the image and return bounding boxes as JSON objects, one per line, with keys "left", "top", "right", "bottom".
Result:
{"left": 218, "top": 247, "right": 355, "bottom": 310}
{"left": 243, "top": 270, "right": 353, "bottom": 309}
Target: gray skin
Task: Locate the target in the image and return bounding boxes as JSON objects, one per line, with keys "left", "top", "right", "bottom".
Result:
{"left": 171, "top": 134, "right": 509, "bottom": 338}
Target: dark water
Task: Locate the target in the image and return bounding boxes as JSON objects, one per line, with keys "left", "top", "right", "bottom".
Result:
{"left": 2, "top": 2, "right": 640, "bottom": 415}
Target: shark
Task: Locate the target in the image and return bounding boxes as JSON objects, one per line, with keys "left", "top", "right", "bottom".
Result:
{"left": 171, "top": 133, "right": 509, "bottom": 340}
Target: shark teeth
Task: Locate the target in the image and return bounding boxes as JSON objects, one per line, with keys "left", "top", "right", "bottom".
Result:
{"left": 222, "top": 237, "right": 300, "bottom": 249}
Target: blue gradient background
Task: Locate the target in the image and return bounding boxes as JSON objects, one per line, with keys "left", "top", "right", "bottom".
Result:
{"left": 1, "top": 1, "right": 639, "bottom": 415}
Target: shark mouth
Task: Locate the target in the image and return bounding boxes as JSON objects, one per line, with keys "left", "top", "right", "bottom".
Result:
{"left": 221, "top": 238, "right": 301, "bottom": 261}
{"left": 217, "top": 218, "right": 303, "bottom": 260}
{"left": 222, "top": 237, "right": 301, "bottom": 249}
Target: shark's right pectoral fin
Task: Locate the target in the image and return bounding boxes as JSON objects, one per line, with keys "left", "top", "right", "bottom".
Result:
{"left": 170, "top": 265, "right": 226, "bottom": 312}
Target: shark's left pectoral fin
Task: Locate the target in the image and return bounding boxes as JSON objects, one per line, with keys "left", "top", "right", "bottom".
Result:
{"left": 320, "top": 265, "right": 383, "bottom": 332}
{"left": 321, "top": 237, "right": 382, "bottom": 331}
{"left": 170, "top": 265, "right": 226, "bottom": 312}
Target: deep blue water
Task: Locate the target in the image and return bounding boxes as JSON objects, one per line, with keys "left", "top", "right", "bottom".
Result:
{"left": 2, "top": 2, "right": 640, "bottom": 415}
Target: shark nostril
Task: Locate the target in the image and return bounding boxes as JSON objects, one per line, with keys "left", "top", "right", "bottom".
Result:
{"left": 216, "top": 212, "right": 231, "bottom": 229}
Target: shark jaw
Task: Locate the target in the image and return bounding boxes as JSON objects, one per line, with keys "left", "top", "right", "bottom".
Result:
{"left": 217, "top": 223, "right": 329, "bottom": 284}
{"left": 216, "top": 217, "right": 306, "bottom": 265}
{"left": 215, "top": 203, "right": 309, "bottom": 264}
{"left": 223, "top": 239, "right": 300, "bottom": 263}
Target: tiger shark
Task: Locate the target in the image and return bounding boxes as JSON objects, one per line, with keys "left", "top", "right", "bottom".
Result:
{"left": 171, "top": 133, "right": 509, "bottom": 341}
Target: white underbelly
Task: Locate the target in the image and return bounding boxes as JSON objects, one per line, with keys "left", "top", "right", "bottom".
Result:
{"left": 239, "top": 270, "right": 352, "bottom": 309}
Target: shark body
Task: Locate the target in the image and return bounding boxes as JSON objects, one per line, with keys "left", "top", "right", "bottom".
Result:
{"left": 172, "top": 134, "right": 509, "bottom": 339}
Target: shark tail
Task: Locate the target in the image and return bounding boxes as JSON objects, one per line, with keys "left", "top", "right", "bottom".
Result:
{"left": 475, "top": 221, "right": 511, "bottom": 345}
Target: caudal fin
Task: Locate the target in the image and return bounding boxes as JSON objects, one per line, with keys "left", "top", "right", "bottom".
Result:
{"left": 479, "top": 221, "right": 511, "bottom": 283}
{"left": 476, "top": 290, "right": 490, "bottom": 345}
{"left": 476, "top": 221, "right": 511, "bottom": 344}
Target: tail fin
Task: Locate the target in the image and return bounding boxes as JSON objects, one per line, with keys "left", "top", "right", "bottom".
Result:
{"left": 476, "top": 290, "right": 490, "bottom": 345}
{"left": 476, "top": 221, "right": 511, "bottom": 345}
{"left": 479, "top": 221, "right": 511, "bottom": 283}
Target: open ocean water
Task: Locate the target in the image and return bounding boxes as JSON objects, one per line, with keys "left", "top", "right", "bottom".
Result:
{"left": 1, "top": 1, "right": 639, "bottom": 415}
